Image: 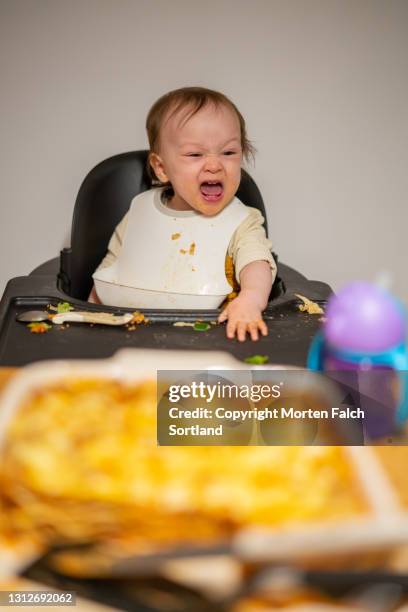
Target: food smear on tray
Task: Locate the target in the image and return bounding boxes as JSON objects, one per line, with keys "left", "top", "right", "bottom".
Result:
{"left": 27, "top": 322, "right": 52, "bottom": 334}
{"left": 0, "top": 378, "right": 368, "bottom": 552}
{"left": 126, "top": 311, "right": 149, "bottom": 331}
{"left": 173, "top": 321, "right": 217, "bottom": 329}
{"left": 193, "top": 322, "right": 210, "bottom": 331}
{"left": 244, "top": 355, "right": 269, "bottom": 365}
{"left": 47, "top": 302, "right": 75, "bottom": 313}
{"left": 295, "top": 294, "right": 324, "bottom": 315}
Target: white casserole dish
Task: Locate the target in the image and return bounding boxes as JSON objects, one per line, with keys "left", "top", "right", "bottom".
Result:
{"left": 0, "top": 348, "right": 406, "bottom": 573}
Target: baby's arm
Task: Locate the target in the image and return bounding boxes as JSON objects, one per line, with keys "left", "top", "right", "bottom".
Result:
{"left": 218, "top": 208, "right": 275, "bottom": 341}
{"left": 218, "top": 261, "right": 272, "bottom": 341}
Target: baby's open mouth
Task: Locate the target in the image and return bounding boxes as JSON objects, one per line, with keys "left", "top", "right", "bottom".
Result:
{"left": 200, "top": 181, "right": 224, "bottom": 202}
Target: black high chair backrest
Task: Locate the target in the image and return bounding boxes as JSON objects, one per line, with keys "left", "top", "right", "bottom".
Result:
{"left": 59, "top": 150, "right": 270, "bottom": 300}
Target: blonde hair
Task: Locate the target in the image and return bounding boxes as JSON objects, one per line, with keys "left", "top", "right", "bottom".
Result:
{"left": 145, "top": 86, "right": 255, "bottom": 182}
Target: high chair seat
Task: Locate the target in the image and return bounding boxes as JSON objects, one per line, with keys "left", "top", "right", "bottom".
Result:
{"left": 59, "top": 150, "right": 273, "bottom": 301}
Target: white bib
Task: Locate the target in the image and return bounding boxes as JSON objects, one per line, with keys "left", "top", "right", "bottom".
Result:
{"left": 93, "top": 188, "right": 250, "bottom": 309}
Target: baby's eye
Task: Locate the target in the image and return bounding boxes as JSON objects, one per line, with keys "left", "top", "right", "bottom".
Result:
{"left": 223, "top": 150, "right": 237, "bottom": 156}
{"left": 185, "top": 153, "right": 202, "bottom": 157}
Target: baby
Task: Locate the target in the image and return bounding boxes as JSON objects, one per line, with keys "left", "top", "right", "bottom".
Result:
{"left": 89, "top": 87, "right": 276, "bottom": 341}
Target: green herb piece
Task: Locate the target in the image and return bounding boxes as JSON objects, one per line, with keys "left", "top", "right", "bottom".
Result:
{"left": 244, "top": 355, "right": 269, "bottom": 365}
{"left": 56, "top": 302, "right": 74, "bottom": 313}
{"left": 193, "top": 322, "right": 210, "bottom": 332}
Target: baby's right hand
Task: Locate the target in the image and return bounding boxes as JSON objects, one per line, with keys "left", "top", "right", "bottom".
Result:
{"left": 217, "top": 292, "right": 268, "bottom": 342}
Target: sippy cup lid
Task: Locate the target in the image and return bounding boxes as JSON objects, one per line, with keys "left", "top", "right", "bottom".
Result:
{"left": 325, "top": 281, "right": 406, "bottom": 352}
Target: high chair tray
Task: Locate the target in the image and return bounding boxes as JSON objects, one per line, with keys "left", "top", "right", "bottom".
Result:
{"left": 0, "top": 272, "right": 331, "bottom": 366}
{"left": 0, "top": 295, "right": 327, "bottom": 367}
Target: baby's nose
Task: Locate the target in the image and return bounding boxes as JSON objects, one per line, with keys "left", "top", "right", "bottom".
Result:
{"left": 203, "top": 154, "right": 222, "bottom": 172}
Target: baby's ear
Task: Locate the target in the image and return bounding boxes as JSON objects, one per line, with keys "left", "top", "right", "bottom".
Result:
{"left": 149, "top": 152, "right": 169, "bottom": 183}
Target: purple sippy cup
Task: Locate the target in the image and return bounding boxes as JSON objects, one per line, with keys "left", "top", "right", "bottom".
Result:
{"left": 307, "top": 282, "right": 408, "bottom": 438}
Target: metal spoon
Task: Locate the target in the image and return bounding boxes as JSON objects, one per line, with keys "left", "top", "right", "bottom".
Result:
{"left": 16, "top": 310, "right": 134, "bottom": 326}
{"left": 16, "top": 310, "right": 50, "bottom": 322}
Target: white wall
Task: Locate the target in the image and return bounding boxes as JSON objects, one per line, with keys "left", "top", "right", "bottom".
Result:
{"left": 1, "top": 0, "right": 407, "bottom": 301}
